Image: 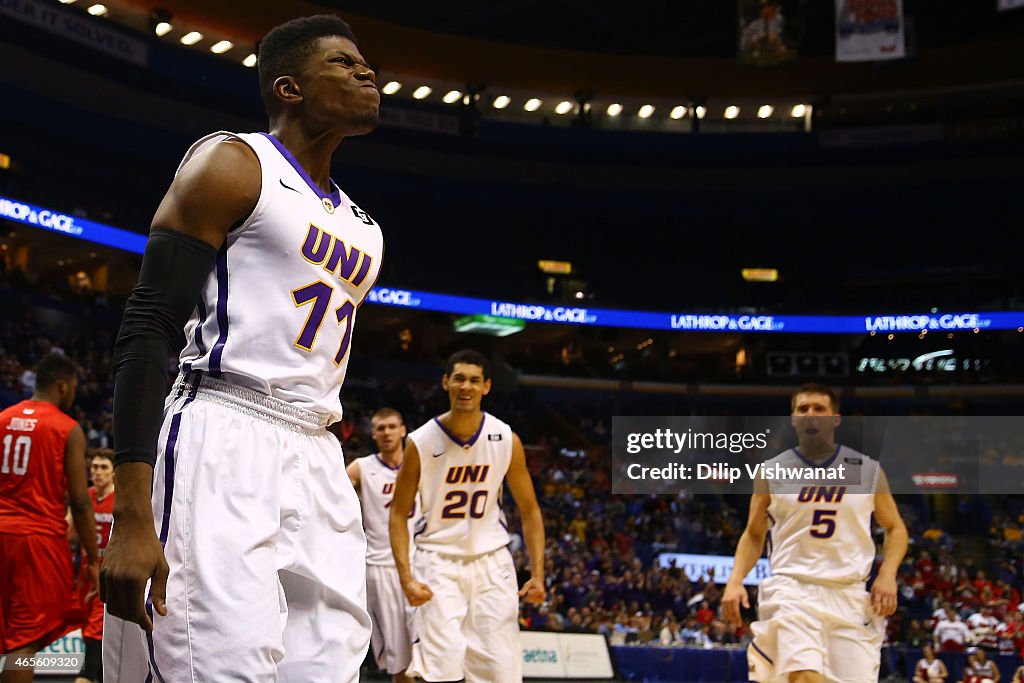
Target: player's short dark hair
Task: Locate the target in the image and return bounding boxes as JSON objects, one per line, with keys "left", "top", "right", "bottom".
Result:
{"left": 445, "top": 350, "right": 490, "bottom": 381}
{"left": 372, "top": 407, "right": 403, "bottom": 424}
{"left": 791, "top": 382, "right": 839, "bottom": 412}
{"left": 89, "top": 448, "right": 115, "bottom": 465}
{"left": 258, "top": 14, "right": 357, "bottom": 113}
{"left": 35, "top": 353, "right": 78, "bottom": 390}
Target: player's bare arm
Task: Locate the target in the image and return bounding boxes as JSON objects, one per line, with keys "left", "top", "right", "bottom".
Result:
{"left": 390, "top": 439, "right": 432, "bottom": 606}
{"left": 65, "top": 424, "right": 100, "bottom": 600}
{"left": 103, "top": 140, "right": 261, "bottom": 630}
{"left": 722, "top": 481, "right": 770, "bottom": 626}
{"left": 872, "top": 468, "right": 908, "bottom": 617}
{"left": 506, "top": 432, "right": 546, "bottom": 605}
{"left": 346, "top": 459, "right": 362, "bottom": 494}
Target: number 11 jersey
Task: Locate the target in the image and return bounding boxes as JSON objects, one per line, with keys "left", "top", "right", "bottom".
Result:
{"left": 176, "top": 131, "right": 383, "bottom": 423}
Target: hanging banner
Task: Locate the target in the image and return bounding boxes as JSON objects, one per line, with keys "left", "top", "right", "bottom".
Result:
{"left": 998, "top": 0, "right": 1024, "bottom": 9}
{"left": 835, "top": 0, "right": 906, "bottom": 62}
{"left": 738, "top": 1, "right": 799, "bottom": 65}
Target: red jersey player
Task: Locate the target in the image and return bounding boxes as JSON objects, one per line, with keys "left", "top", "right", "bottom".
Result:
{"left": 0, "top": 353, "right": 98, "bottom": 683}
{"left": 74, "top": 449, "right": 114, "bottom": 683}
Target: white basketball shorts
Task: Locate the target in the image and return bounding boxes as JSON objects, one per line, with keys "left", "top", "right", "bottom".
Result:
{"left": 103, "top": 373, "right": 371, "bottom": 682}
{"left": 406, "top": 548, "right": 521, "bottom": 683}
{"left": 366, "top": 563, "right": 415, "bottom": 675}
{"left": 748, "top": 574, "right": 885, "bottom": 683}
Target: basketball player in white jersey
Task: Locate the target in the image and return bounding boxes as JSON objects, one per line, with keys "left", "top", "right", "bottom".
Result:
{"left": 722, "top": 383, "right": 908, "bottom": 683}
{"left": 389, "top": 350, "right": 546, "bottom": 683}
{"left": 99, "top": 15, "right": 380, "bottom": 682}
{"left": 346, "top": 408, "right": 417, "bottom": 683}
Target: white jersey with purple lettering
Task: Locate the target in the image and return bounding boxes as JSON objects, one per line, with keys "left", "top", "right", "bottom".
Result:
{"left": 175, "top": 131, "right": 383, "bottom": 423}
{"left": 765, "top": 445, "right": 881, "bottom": 585}
{"left": 356, "top": 454, "right": 419, "bottom": 566}
{"left": 409, "top": 413, "right": 512, "bottom": 557}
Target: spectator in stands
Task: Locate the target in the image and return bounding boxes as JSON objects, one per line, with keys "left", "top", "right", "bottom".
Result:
{"left": 934, "top": 606, "right": 972, "bottom": 652}
{"left": 968, "top": 647, "right": 1000, "bottom": 683}
{"left": 906, "top": 619, "right": 930, "bottom": 647}
{"left": 967, "top": 605, "right": 1001, "bottom": 649}
{"left": 913, "top": 644, "right": 948, "bottom": 683}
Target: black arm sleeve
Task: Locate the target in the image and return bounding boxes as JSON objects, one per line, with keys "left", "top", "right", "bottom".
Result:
{"left": 112, "top": 229, "right": 218, "bottom": 467}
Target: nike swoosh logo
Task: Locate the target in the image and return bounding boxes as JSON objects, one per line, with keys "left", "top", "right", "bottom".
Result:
{"left": 279, "top": 178, "right": 301, "bottom": 194}
{"left": 432, "top": 451, "right": 446, "bottom": 458}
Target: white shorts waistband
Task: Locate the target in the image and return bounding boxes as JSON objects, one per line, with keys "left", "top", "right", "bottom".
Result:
{"left": 172, "top": 372, "right": 329, "bottom": 433}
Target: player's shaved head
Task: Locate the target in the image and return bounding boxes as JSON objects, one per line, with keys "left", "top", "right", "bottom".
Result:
{"left": 258, "top": 14, "right": 358, "bottom": 113}
{"left": 35, "top": 352, "right": 78, "bottom": 391}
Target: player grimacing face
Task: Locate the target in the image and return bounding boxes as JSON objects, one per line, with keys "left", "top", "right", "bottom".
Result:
{"left": 296, "top": 36, "right": 379, "bottom": 135}
{"left": 442, "top": 362, "right": 491, "bottom": 414}
{"left": 790, "top": 391, "right": 840, "bottom": 446}
{"left": 371, "top": 416, "right": 406, "bottom": 454}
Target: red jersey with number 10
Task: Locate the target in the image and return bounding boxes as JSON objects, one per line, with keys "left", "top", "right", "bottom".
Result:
{"left": 0, "top": 400, "right": 78, "bottom": 536}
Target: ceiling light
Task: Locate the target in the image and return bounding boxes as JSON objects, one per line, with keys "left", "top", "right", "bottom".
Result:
{"left": 381, "top": 81, "right": 401, "bottom": 95}
{"left": 670, "top": 106, "right": 686, "bottom": 120}
{"left": 412, "top": 86, "right": 432, "bottom": 100}
{"left": 791, "top": 103, "right": 807, "bottom": 118}
{"left": 180, "top": 31, "right": 203, "bottom": 46}
{"left": 210, "top": 40, "right": 233, "bottom": 54}
{"left": 242, "top": 53, "right": 257, "bottom": 68}
{"left": 87, "top": 4, "right": 107, "bottom": 15}
{"left": 524, "top": 98, "right": 542, "bottom": 112}
{"left": 695, "top": 106, "right": 707, "bottom": 119}
{"left": 442, "top": 90, "right": 462, "bottom": 104}
{"left": 757, "top": 105, "right": 774, "bottom": 119}
{"left": 492, "top": 95, "right": 510, "bottom": 109}
{"left": 724, "top": 105, "right": 740, "bottom": 119}
{"left": 555, "top": 101, "right": 573, "bottom": 115}
{"left": 154, "top": 21, "right": 172, "bottom": 36}
{"left": 638, "top": 104, "right": 655, "bottom": 119}
{"left": 59, "top": 0, "right": 77, "bottom": 3}
{"left": 606, "top": 103, "right": 622, "bottom": 117}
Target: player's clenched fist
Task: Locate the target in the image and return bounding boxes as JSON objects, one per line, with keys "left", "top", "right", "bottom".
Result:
{"left": 721, "top": 580, "right": 749, "bottom": 626}
{"left": 101, "top": 518, "right": 170, "bottom": 631}
{"left": 402, "top": 578, "right": 434, "bottom": 606}
{"left": 518, "top": 577, "right": 545, "bottom": 605}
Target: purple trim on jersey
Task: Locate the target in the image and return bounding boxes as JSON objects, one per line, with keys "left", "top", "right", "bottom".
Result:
{"left": 751, "top": 640, "right": 774, "bottom": 665}
{"left": 209, "top": 246, "right": 229, "bottom": 376}
{"left": 194, "top": 297, "right": 208, "bottom": 355}
{"left": 159, "top": 378, "right": 199, "bottom": 547}
{"left": 433, "top": 413, "right": 487, "bottom": 448}
{"left": 792, "top": 444, "right": 841, "bottom": 470}
{"left": 181, "top": 297, "right": 209, "bottom": 376}
{"left": 259, "top": 133, "right": 343, "bottom": 207}
{"left": 145, "top": 603, "right": 166, "bottom": 682}
{"left": 374, "top": 454, "right": 400, "bottom": 471}
{"left": 765, "top": 511, "right": 776, "bottom": 525}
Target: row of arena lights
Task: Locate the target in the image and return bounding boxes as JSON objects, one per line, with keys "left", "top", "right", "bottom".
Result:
{"left": 62, "top": 1, "right": 260, "bottom": 65}
{"left": 388, "top": 81, "right": 811, "bottom": 119}
{"left": 65, "top": 2, "right": 810, "bottom": 120}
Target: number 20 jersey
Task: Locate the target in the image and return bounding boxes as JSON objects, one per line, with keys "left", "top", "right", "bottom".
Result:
{"left": 765, "top": 446, "right": 880, "bottom": 585}
{"left": 175, "top": 131, "right": 383, "bottom": 423}
{"left": 409, "top": 413, "right": 512, "bottom": 557}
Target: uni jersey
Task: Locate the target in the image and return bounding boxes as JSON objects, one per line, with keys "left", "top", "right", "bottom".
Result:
{"left": 176, "top": 131, "right": 384, "bottom": 423}
{"left": 0, "top": 400, "right": 78, "bottom": 536}
{"left": 410, "top": 413, "right": 513, "bottom": 557}
{"left": 356, "top": 454, "right": 420, "bottom": 566}
{"left": 765, "top": 445, "right": 881, "bottom": 585}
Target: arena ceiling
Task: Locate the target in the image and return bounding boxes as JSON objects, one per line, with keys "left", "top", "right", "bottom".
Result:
{"left": 119, "top": 0, "right": 1024, "bottom": 98}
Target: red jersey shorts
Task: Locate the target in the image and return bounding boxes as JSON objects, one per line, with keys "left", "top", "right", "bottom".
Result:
{"left": 0, "top": 532, "right": 81, "bottom": 652}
